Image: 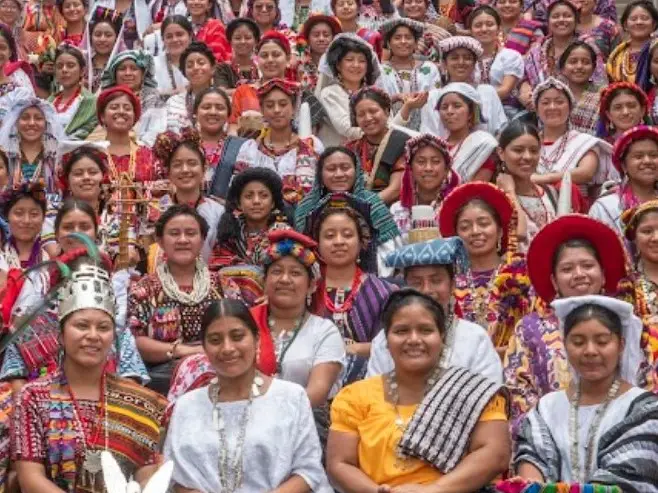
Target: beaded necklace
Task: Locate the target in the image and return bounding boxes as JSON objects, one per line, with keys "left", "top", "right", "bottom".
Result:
{"left": 539, "top": 130, "right": 575, "bottom": 173}
{"left": 568, "top": 378, "right": 621, "bottom": 482}
{"left": 166, "top": 58, "right": 178, "bottom": 90}
{"left": 268, "top": 311, "right": 307, "bottom": 374}
{"left": 464, "top": 263, "right": 501, "bottom": 330}
{"left": 621, "top": 49, "right": 639, "bottom": 80}
{"left": 53, "top": 86, "right": 82, "bottom": 113}
{"left": 477, "top": 45, "right": 498, "bottom": 85}
{"left": 517, "top": 186, "right": 551, "bottom": 229}
{"left": 107, "top": 141, "right": 137, "bottom": 182}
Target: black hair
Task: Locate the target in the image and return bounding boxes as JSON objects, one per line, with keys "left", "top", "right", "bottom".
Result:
{"left": 383, "top": 22, "right": 422, "bottom": 49}
{"left": 226, "top": 17, "right": 261, "bottom": 44}
{"left": 258, "top": 84, "right": 298, "bottom": 107}
{"left": 0, "top": 24, "right": 17, "bottom": 62}
{"left": 605, "top": 87, "right": 647, "bottom": 112}
{"left": 466, "top": 4, "right": 501, "bottom": 28}
{"left": 55, "top": 44, "right": 86, "bottom": 69}
{"left": 551, "top": 238, "right": 601, "bottom": 274}
{"left": 621, "top": 0, "right": 658, "bottom": 28}
{"left": 404, "top": 263, "right": 455, "bottom": 281}
{"left": 455, "top": 198, "right": 502, "bottom": 229}
{"left": 547, "top": 0, "right": 580, "bottom": 22}
{"left": 57, "top": 0, "right": 88, "bottom": 13}
{"left": 194, "top": 86, "right": 232, "bottom": 115}
{"left": 564, "top": 303, "right": 623, "bottom": 339}
{"left": 161, "top": 15, "right": 194, "bottom": 37}
{"left": 54, "top": 199, "right": 99, "bottom": 235}
{"left": 349, "top": 88, "right": 391, "bottom": 127}
{"left": 155, "top": 203, "right": 209, "bottom": 239}
{"left": 316, "top": 146, "right": 358, "bottom": 191}
{"left": 558, "top": 40, "right": 597, "bottom": 70}
{"left": 63, "top": 146, "right": 107, "bottom": 179}
{"left": 326, "top": 38, "right": 378, "bottom": 86}
{"left": 90, "top": 17, "right": 121, "bottom": 37}
{"left": 201, "top": 299, "right": 260, "bottom": 344}
{"left": 216, "top": 168, "right": 289, "bottom": 245}
{"left": 1, "top": 187, "right": 47, "bottom": 218}
{"left": 498, "top": 120, "right": 541, "bottom": 149}
{"left": 165, "top": 140, "right": 206, "bottom": 171}
{"left": 381, "top": 288, "right": 447, "bottom": 337}
{"left": 180, "top": 41, "right": 216, "bottom": 73}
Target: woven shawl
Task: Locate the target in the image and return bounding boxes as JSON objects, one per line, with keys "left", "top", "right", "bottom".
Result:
{"left": 397, "top": 366, "right": 502, "bottom": 473}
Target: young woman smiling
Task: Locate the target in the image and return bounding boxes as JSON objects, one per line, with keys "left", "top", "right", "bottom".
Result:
{"left": 596, "top": 82, "right": 648, "bottom": 144}
{"left": 86, "top": 9, "right": 122, "bottom": 93}
{"left": 153, "top": 15, "right": 192, "bottom": 99}
{"left": 57, "top": 0, "right": 86, "bottom": 45}
{"left": 571, "top": 0, "right": 621, "bottom": 58}
{"left": 215, "top": 18, "right": 260, "bottom": 94}
{"left": 297, "top": 14, "right": 342, "bottom": 93}
{"left": 185, "top": 0, "right": 231, "bottom": 61}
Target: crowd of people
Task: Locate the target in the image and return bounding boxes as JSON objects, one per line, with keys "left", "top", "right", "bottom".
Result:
{"left": 0, "top": 0, "right": 656, "bottom": 490}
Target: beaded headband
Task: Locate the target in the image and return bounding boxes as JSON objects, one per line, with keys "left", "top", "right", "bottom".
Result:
{"left": 532, "top": 76, "right": 576, "bottom": 109}
{"left": 621, "top": 198, "right": 658, "bottom": 240}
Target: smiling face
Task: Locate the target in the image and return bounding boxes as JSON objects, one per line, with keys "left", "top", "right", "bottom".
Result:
{"left": 634, "top": 210, "right": 658, "bottom": 265}
{"left": 196, "top": 92, "right": 230, "bottom": 135}
{"left": 231, "top": 24, "right": 257, "bottom": 58}
{"left": 18, "top": 107, "right": 46, "bottom": 144}
{"left": 386, "top": 302, "right": 443, "bottom": 374}
{"left": 561, "top": 46, "right": 595, "bottom": 86}
{"left": 565, "top": 318, "right": 623, "bottom": 384}
{"left": 163, "top": 23, "right": 191, "bottom": 59}
{"left": 261, "top": 88, "right": 294, "bottom": 130}
{"left": 444, "top": 47, "right": 476, "bottom": 82}
{"left": 0, "top": 0, "right": 21, "bottom": 27}
{"left": 115, "top": 59, "right": 144, "bottom": 93}
{"left": 625, "top": 4, "right": 656, "bottom": 41}
{"left": 495, "top": 0, "right": 522, "bottom": 22}
{"left": 537, "top": 87, "right": 570, "bottom": 129}
{"left": 184, "top": 52, "right": 214, "bottom": 89}
{"left": 497, "top": 133, "right": 540, "bottom": 180}
{"left": 624, "top": 138, "right": 658, "bottom": 188}
{"left": 91, "top": 22, "right": 117, "bottom": 56}
{"left": 265, "top": 256, "right": 312, "bottom": 310}
{"left": 455, "top": 202, "right": 501, "bottom": 258}
{"left": 318, "top": 212, "right": 361, "bottom": 269}
{"left": 68, "top": 157, "right": 103, "bottom": 203}
{"left": 337, "top": 50, "right": 368, "bottom": 86}
{"left": 0, "top": 33, "right": 11, "bottom": 67}
{"left": 606, "top": 92, "right": 644, "bottom": 134}
{"left": 7, "top": 197, "right": 44, "bottom": 243}
{"left": 438, "top": 92, "right": 472, "bottom": 133}
{"left": 470, "top": 11, "right": 499, "bottom": 46}
{"left": 101, "top": 94, "right": 135, "bottom": 132}
{"left": 321, "top": 151, "right": 357, "bottom": 192}
{"left": 333, "top": 0, "right": 358, "bottom": 20}
{"left": 55, "top": 52, "right": 83, "bottom": 89}
{"left": 239, "top": 180, "right": 274, "bottom": 226}
{"left": 61, "top": 308, "right": 115, "bottom": 369}
{"left": 308, "top": 22, "right": 333, "bottom": 56}
{"left": 61, "top": 0, "right": 85, "bottom": 23}
{"left": 158, "top": 214, "right": 204, "bottom": 267}
{"left": 404, "top": 265, "right": 453, "bottom": 309}
{"left": 388, "top": 25, "right": 416, "bottom": 59}
{"left": 548, "top": 4, "right": 577, "bottom": 38}
{"left": 169, "top": 145, "right": 204, "bottom": 193}
{"left": 402, "top": 0, "right": 426, "bottom": 20}
{"left": 551, "top": 246, "right": 604, "bottom": 298}
{"left": 57, "top": 209, "right": 97, "bottom": 252}
{"left": 257, "top": 41, "right": 288, "bottom": 80}
{"left": 252, "top": 0, "right": 277, "bottom": 27}
{"left": 204, "top": 315, "right": 258, "bottom": 379}
{"left": 186, "top": 0, "right": 210, "bottom": 18}
{"left": 354, "top": 97, "right": 388, "bottom": 139}
{"left": 411, "top": 145, "right": 448, "bottom": 195}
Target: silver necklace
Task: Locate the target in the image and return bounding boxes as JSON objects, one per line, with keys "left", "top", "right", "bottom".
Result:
{"left": 568, "top": 377, "right": 621, "bottom": 482}
{"left": 438, "top": 302, "right": 457, "bottom": 370}
{"left": 157, "top": 258, "right": 211, "bottom": 305}
{"left": 210, "top": 373, "right": 264, "bottom": 492}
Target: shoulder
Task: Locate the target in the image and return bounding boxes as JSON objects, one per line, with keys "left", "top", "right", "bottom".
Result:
{"left": 305, "top": 314, "right": 341, "bottom": 335}
{"left": 320, "top": 84, "right": 346, "bottom": 99}
{"left": 469, "top": 129, "right": 498, "bottom": 145}
{"left": 497, "top": 48, "right": 524, "bottom": 64}
{"left": 109, "top": 374, "right": 168, "bottom": 417}
{"left": 174, "top": 385, "right": 211, "bottom": 412}
{"left": 334, "top": 375, "right": 382, "bottom": 404}
{"left": 455, "top": 318, "right": 491, "bottom": 343}
{"left": 537, "top": 388, "right": 568, "bottom": 411}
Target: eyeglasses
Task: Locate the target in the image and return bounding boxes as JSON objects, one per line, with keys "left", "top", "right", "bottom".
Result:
{"left": 253, "top": 4, "right": 275, "bottom": 11}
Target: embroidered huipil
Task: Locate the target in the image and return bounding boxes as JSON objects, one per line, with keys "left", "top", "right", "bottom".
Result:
{"left": 0, "top": 383, "right": 12, "bottom": 493}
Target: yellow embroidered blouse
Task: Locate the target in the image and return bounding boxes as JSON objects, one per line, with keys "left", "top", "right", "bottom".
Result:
{"left": 330, "top": 375, "right": 507, "bottom": 487}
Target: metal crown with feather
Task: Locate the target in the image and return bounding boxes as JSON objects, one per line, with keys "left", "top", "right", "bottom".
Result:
{"left": 58, "top": 263, "right": 116, "bottom": 321}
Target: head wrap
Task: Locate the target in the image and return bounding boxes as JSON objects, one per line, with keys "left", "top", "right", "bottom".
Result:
{"left": 379, "top": 18, "right": 424, "bottom": 47}
{"left": 612, "top": 125, "right": 658, "bottom": 176}
{"left": 100, "top": 50, "right": 157, "bottom": 90}
{"left": 90, "top": 5, "right": 123, "bottom": 34}
{"left": 385, "top": 236, "right": 469, "bottom": 271}
{"left": 552, "top": 295, "right": 644, "bottom": 385}
{"left": 153, "top": 127, "right": 203, "bottom": 168}
{"left": 317, "top": 32, "right": 382, "bottom": 92}
{"left": 258, "top": 30, "right": 291, "bottom": 56}
{"left": 597, "top": 82, "right": 648, "bottom": 136}
{"left": 301, "top": 13, "right": 342, "bottom": 41}
{"left": 226, "top": 17, "right": 260, "bottom": 42}
{"left": 436, "top": 82, "right": 484, "bottom": 125}
{"left": 439, "top": 35, "right": 483, "bottom": 59}
{"left": 622, "top": 199, "right": 658, "bottom": 241}
{"left": 263, "top": 229, "right": 320, "bottom": 279}
{"left": 256, "top": 78, "right": 300, "bottom": 99}
{"left": 96, "top": 85, "right": 142, "bottom": 124}
{"left": 400, "top": 134, "right": 458, "bottom": 211}
{"left": 532, "top": 76, "right": 576, "bottom": 109}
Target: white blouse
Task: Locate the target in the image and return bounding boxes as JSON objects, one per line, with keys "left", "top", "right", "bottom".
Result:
{"left": 473, "top": 47, "right": 524, "bottom": 87}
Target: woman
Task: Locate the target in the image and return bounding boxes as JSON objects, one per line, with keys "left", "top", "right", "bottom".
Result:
{"left": 504, "top": 215, "right": 628, "bottom": 435}
{"left": 1, "top": 208, "right": 149, "bottom": 389}
{"left": 185, "top": 0, "right": 230, "bottom": 62}
{"left": 86, "top": 7, "right": 123, "bottom": 94}
{"left": 215, "top": 17, "right": 260, "bottom": 92}
{"left": 0, "top": 0, "right": 27, "bottom": 61}
{"left": 497, "top": 121, "right": 558, "bottom": 249}
{"left": 99, "top": 49, "right": 166, "bottom": 145}
{"left": 151, "top": 128, "right": 225, "bottom": 265}
{"left": 421, "top": 36, "right": 507, "bottom": 137}
{"left": 345, "top": 87, "right": 417, "bottom": 205}
{"left": 50, "top": 43, "right": 97, "bottom": 140}
{"left": 438, "top": 181, "right": 531, "bottom": 352}
{"left": 495, "top": 0, "right": 542, "bottom": 52}
{"left": 327, "top": 289, "right": 510, "bottom": 491}
{"left": 0, "top": 185, "right": 48, "bottom": 289}
{"left": 0, "top": 98, "right": 64, "bottom": 192}
{"left": 607, "top": 0, "right": 658, "bottom": 84}
{"left": 513, "top": 296, "right": 658, "bottom": 489}
{"left": 427, "top": 83, "right": 498, "bottom": 183}
{"left": 296, "top": 146, "right": 402, "bottom": 275}
{"left": 11, "top": 249, "right": 167, "bottom": 492}
{"left": 247, "top": 0, "right": 292, "bottom": 36}
{"left": 597, "top": 82, "right": 648, "bottom": 144}
{"left": 518, "top": 0, "right": 606, "bottom": 110}
{"left": 468, "top": 5, "right": 524, "bottom": 115}
{"left": 590, "top": 126, "right": 658, "bottom": 234}
{"left": 57, "top": 0, "right": 86, "bottom": 46}
{"left": 128, "top": 204, "right": 236, "bottom": 394}
{"left": 308, "top": 193, "right": 397, "bottom": 385}
{"left": 234, "top": 78, "right": 323, "bottom": 206}
{"left": 390, "top": 134, "right": 460, "bottom": 240}
{"left": 532, "top": 77, "right": 614, "bottom": 202}
{"left": 22, "top": 0, "right": 64, "bottom": 54}
{"left": 376, "top": 18, "right": 440, "bottom": 131}
{"left": 297, "top": 13, "right": 341, "bottom": 93}
{"left": 638, "top": 38, "right": 658, "bottom": 122}
{"left": 153, "top": 15, "right": 191, "bottom": 99}
{"left": 400, "top": 0, "right": 453, "bottom": 62}
{"left": 572, "top": 0, "right": 621, "bottom": 59}
{"left": 0, "top": 25, "right": 35, "bottom": 124}
{"left": 166, "top": 41, "right": 217, "bottom": 134}
{"left": 164, "top": 299, "right": 332, "bottom": 493}
{"left": 560, "top": 40, "right": 602, "bottom": 134}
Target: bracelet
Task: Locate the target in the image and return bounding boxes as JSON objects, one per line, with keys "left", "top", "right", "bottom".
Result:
{"left": 166, "top": 339, "right": 182, "bottom": 360}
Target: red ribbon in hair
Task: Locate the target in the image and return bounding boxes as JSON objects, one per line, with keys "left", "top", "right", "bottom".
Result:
{"left": 250, "top": 303, "right": 277, "bottom": 376}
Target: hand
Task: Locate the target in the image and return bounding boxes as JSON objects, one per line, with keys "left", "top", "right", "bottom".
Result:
{"left": 496, "top": 173, "right": 516, "bottom": 194}
{"left": 402, "top": 92, "right": 428, "bottom": 110}
{"left": 376, "top": 485, "right": 393, "bottom": 493}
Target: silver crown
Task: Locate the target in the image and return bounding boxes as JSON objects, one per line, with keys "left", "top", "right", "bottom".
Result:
{"left": 58, "top": 264, "right": 116, "bottom": 321}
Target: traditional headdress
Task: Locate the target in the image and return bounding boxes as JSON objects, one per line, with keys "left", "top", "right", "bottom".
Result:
{"left": 435, "top": 82, "right": 484, "bottom": 125}
{"left": 552, "top": 295, "right": 644, "bottom": 384}
{"left": 621, "top": 199, "right": 658, "bottom": 241}
{"left": 612, "top": 125, "right": 658, "bottom": 176}
{"left": 379, "top": 18, "right": 424, "bottom": 47}
{"left": 597, "top": 82, "right": 649, "bottom": 136}
{"left": 263, "top": 229, "right": 321, "bottom": 279}
{"left": 58, "top": 261, "right": 116, "bottom": 321}
{"left": 258, "top": 30, "right": 291, "bottom": 56}
{"left": 301, "top": 13, "right": 342, "bottom": 41}
{"left": 439, "top": 35, "right": 483, "bottom": 59}
{"left": 96, "top": 85, "right": 142, "bottom": 123}
{"left": 90, "top": 6, "right": 123, "bottom": 33}
{"left": 0, "top": 182, "right": 47, "bottom": 218}
{"left": 532, "top": 76, "right": 576, "bottom": 109}
{"left": 153, "top": 127, "right": 203, "bottom": 167}
{"left": 527, "top": 214, "right": 627, "bottom": 302}
{"left": 256, "top": 78, "right": 300, "bottom": 99}
{"left": 386, "top": 236, "right": 469, "bottom": 271}
{"left": 100, "top": 49, "right": 157, "bottom": 90}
